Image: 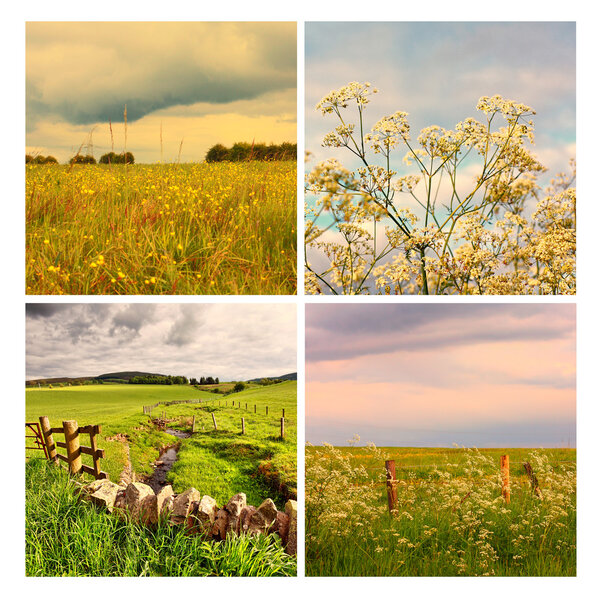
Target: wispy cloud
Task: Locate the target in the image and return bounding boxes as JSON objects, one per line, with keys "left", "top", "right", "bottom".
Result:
{"left": 306, "top": 303, "right": 575, "bottom": 447}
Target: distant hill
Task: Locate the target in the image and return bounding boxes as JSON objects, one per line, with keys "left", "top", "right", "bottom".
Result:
{"left": 247, "top": 372, "right": 297, "bottom": 383}
{"left": 26, "top": 371, "right": 166, "bottom": 386}
{"left": 96, "top": 371, "right": 166, "bottom": 381}
{"left": 27, "top": 371, "right": 296, "bottom": 386}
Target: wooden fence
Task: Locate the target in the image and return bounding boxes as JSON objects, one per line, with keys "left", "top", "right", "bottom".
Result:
{"left": 25, "top": 422, "right": 48, "bottom": 458}
{"left": 384, "top": 454, "right": 544, "bottom": 513}
{"left": 38, "top": 416, "right": 107, "bottom": 479}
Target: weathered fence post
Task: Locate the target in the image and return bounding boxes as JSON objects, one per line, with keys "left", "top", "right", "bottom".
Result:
{"left": 212, "top": 413, "right": 218, "bottom": 431}
{"left": 254, "top": 404, "right": 257, "bottom": 413}
{"left": 266, "top": 406, "right": 269, "bottom": 416}
{"left": 63, "top": 420, "right": 82, "bottom": 475}
{"left": 241, "top": 418, "right": 245, "bottom": 435}
{"left": 280, "top": 417, "right": 285, "bottom": 439}
{"left": 523, "top": 462, "right": 543, "bottom": 499}
{"left": 90, "top": 425, "right": 102, "bottom": 478}
{"left": 245, "top": 403, "right": 248, "bottom": 410}
{"left": 39, "top": 416, "right": 58, "bottom": 464}
{"left": 501, "top": 454, "right": 510, "bottom": 503}
{"left": 385, "top": 460, "right": 397, "bottom": 513}
{"left": 282, "top": 408, "right": 285, "bottom": 418}
{"left": 191, "top": 416, "right": 196, "bottom": 434}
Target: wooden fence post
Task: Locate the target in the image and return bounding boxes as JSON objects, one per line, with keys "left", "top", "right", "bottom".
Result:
{"left": 280, "top": 417, "right": 285, "bottom": 439}
{"left": 385, "top": 460, "right": 397, "bottom": 513}
{"left": 241, "top": 418, "right": 245, "bottom": 435}
{"left": 90, "top": 425, "right": 102, "bottom": 478}
{"left": 254, "top": 404, "right": 256, "bottom": 413}
{"left": 523, "top": 462, "right": 543, "bottom": 499}
{"left": 266, "top": 406, "right": 269, "bottom": 416}
{"left": 212, "top": 413, "right": 218, "bottom": 431}
{"left": 282, "top": 408, "right": 285, "bottom": 418}
{"left": 63, "top": 420, "right": 82, "bottom": 476}
{"left": 501, "top": 454, "right": 510, "bottom": 503}
{"left": 39, "top": 416, "right": 58, "bottom": 464}
{"left": 245, "top": 403, "right": 247, "bottom": 410}
{"left": 191, "top": 416, "right": 196, "bottom": 433}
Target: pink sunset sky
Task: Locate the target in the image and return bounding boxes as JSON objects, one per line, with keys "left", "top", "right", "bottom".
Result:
{"left": 306, "top": 304, "right": 576, "bottom": 447}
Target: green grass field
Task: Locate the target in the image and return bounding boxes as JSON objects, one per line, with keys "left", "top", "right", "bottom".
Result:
{"left": 26, "top": 162, "right": 296, "bottom": 295}
{"left": 26, "top": 381, "right": 296, "bottom": 504}
{"left": 306, "top": 444, "right": 576, "bottom": 577}
{"left": 26, "top": 381, "right": 297, "bottom": 576}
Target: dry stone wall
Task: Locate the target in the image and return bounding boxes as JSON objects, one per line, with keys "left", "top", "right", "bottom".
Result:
{"left": 79, "top": 479, "right": 297, "bottom": 555}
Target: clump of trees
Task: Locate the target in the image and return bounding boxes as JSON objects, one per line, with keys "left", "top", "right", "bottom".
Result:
{"left": 26, "top": 154, "right": 58, "bottom": 164}
{"left": 233, "top": 382, "right": 247, "bottom": 392}
{"left": 257, "top": 378, "right": 284, "bottom": 386}
{"left": 69, "top": 154, "right": 97, "bottom": 165}
{"left": 99, "top": 151, "right": 135, "bottom": 164}
{"left": 190, "top": 376, "right": 220, "bottom": 385}
{"left": 205, "top": 141, "right": 296, "bottom": 163}
{"left": 129, "top": 375, "right": 188, "bottom": 385}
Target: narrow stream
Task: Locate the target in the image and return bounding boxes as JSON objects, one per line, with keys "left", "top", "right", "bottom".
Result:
{"left": 145, "top": 428, "right": 191, "bottom": 493}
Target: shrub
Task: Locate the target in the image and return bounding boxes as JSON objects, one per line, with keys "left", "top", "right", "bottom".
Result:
{"left": 69, "top": 154, "right": 97, "bottom": 165}
{"left": 99, "top": 151, "right": 135, "bottom": 164}
{"left": 27, "top": 154, "right": 58, "bottom": 164}
{"left": 205, "top": 144, "right": 230, "bottom": 163}
{"left": 233, "top": 382, "right": 247, "bottom": 393}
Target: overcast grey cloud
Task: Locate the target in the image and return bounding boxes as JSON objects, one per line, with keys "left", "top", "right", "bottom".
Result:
{"left": 26, "top": 303, "right": 296, "bottom": 381}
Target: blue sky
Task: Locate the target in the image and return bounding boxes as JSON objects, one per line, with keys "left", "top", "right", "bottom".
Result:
{"left": 306, "top": 22, "right": 575, "bottom": 178}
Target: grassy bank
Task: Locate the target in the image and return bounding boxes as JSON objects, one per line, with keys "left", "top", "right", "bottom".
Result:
{"left": 26, "top": 459, "right": 295, "bottom": 577}
{"left": 26, "top": 162, "right": 296, "bottom": 295}
{"left": 306, "top": 444, "right": 576, "bottom": 576}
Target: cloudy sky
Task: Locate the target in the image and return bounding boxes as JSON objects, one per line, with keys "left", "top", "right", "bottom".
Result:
{"left": 306, "top": 303, "right": 576, "bottom": 448}
{"left": 26, "top": 303, "right": 296, "bottom": 381}
{"left": 306, "top": 21, "right": 575, "bottom": 183}
{"left": 26, "top": 22, "right": 296, "bottom": 163}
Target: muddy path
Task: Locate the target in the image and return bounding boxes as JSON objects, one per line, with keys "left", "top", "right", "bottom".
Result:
{"left": 145, "top": 428, "right": 191, "bottom": 493}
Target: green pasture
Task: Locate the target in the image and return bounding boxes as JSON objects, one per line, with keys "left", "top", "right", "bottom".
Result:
{"left": 26, "top": 381, "right": 297, "bottom": 505}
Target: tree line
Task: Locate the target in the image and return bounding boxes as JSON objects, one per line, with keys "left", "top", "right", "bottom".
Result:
{"left": 189, "top": 376, "right": 220, "bottom": 385}
{"left": 205, "top": 141, "right": 296, "bottom": 163}
{"left": 129, "top": 374, "right": 188, "bottom": 385}
{"left": 26, "top": 152, "right": 135, "bottom": 165}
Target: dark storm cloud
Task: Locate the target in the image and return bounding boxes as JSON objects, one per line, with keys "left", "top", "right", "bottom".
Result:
{"left": 306, "top": 304, "right": 575, "bottom": 362}
{"left": 26, "top": 22, "right": 296, "bottom": 127}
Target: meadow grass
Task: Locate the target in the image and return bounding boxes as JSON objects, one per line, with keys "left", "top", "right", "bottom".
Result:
{"left": 26, "top": 382, "right": 297, "bottom": 503}
{"left": 26, "top": 459, "right": 296, "bottom": 577}
{"left": 26, "top": 161, "right": 296, "bottom": 295}
{"left": 165, "top": 383, "right": 297, "bottom": 505}
{"left": 306, "top": 445, "right": 576, "bottom": 577}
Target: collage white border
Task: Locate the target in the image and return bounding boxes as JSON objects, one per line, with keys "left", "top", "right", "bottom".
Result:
{"left": 3, "top": 1, "right": 599, "bottom": 597}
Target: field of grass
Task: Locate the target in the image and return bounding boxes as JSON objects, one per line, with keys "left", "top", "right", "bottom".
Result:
{"left": 26, "top": 381, "right": 297, "bottom": 503}
{"left": 26, "top": 459, "right": 295, "bottom": 577}
{"left": 306, "top": 444, "right": 576, "bottom": 577}
{"left": 26, "top": 382, "right": 297, "bottom": 576}
{"left": 26, "top": 161, "right": 296, "bottom": 295}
